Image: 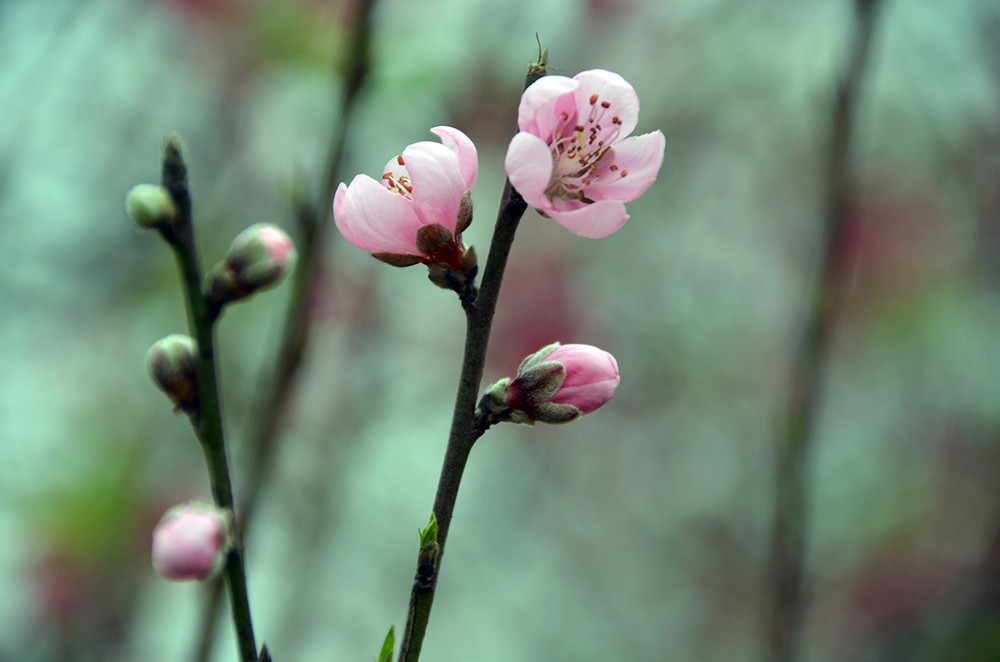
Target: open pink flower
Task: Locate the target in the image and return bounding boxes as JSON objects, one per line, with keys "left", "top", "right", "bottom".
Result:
{"left": 334, "top": 126, "right": 477, "bottom": 260}
{"left": 504, "top": 70, "right": 665, "bottom": 239}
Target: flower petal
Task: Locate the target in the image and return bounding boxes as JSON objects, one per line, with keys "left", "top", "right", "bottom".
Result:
{"left": 431, "top": 126, "right": 478, "bottom": 190}
{"left": 587, "top": 131, "right": 666, "bottom": 203}
{"left": 546, "top": 200, "right": 629, "bottom": 239}
{"left": 548, "top": 344, "right": 620, "bottom": 414}
{"left": 403, "top": 141, "right": 467, "bottom": 231}
{"left": 518, "top": 75, "right": 579, "bottom": 140}
{"left": 504, "top": 132, "right": 555, "bottom": 210}
{"left": 334, "top": 176, "right": 422, "bottom": 254}
{"left": 573, "top": 69, "right": 640, "bottom": 139}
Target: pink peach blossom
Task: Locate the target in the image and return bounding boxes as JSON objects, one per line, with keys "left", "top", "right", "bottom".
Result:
{"left": 151, "top": 502, "right": 229, "bottom": 582}
{"left": 504, "top": 69, "right": 665, "bottom": 239}
{"left": 334, "top": 126, "right": 478, "bottom": 256}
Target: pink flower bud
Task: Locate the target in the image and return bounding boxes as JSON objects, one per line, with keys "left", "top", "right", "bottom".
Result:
{"left": 479, "top": 342, "right": 620, "bottom": 426}
{"left": 151, "top": 502, "right": 230, "bottom": 582}
{"left": 535, "top": 343, "right": 620, "bottom": 414}
{"left": 206, "top": 223, "right": 297, "bottom": 306}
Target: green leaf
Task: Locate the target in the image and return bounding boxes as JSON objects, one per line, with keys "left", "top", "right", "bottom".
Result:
{"left": 375, "top": 625, "right": 395, "bottom": 662}
{"left": 419, "top": 512, "right": 439, "bottom": 548}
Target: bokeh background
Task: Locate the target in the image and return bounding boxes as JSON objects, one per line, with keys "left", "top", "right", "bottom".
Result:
{"left": 3, "top": 0, "right": 1000, "bottom": 660}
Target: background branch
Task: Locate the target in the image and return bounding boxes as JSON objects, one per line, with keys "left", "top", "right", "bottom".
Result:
{"left": 764, "top": 2, "right": 884, "bottom": 660}
{"left": 191, "top": 1, "right": 377, "bottom": 659}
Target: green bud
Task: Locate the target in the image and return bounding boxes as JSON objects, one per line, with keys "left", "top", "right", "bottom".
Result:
{"left": 125, "top": 184, "right": 177, "bottom": 229}
{"left": 206, "top": 224, "right": 297, "bottom": 307}
{"left": 419, "top": 512, "right": 439, "bottom": 548}
{"left": 145, "top": 334, "right": 199, "bottom": 412}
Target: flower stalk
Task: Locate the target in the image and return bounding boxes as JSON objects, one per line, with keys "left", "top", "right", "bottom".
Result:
{"left": 159, "top": 137, "right": 261, "bottom": 662}
{"left": 396, "top": 57, "right": 549, "bottom": 661}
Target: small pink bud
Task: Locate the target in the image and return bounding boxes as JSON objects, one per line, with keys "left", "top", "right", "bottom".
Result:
{"left": 151, "top": 501, "right": 231, "bottom": 582}
{"left": 206, "top": 223, "right": 297, "bottom": 306}
{"left": 479, "top": 342, "right": 620, "bottom": 426}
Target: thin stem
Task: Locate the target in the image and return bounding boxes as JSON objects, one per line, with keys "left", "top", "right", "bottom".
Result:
{"left": 397, "top": 56, "right": 548, "bottom": 662}
{"left": 764, "top": 2, "right": 883, "bottom": 661}
{"left": 191, "top": 1, "right": 377, "bottom": 658}
{"left": 161, "top": 137, "right": 260, "bottom": 662}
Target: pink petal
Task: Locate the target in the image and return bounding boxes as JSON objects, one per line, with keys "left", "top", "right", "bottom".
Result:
{"left": 548, "top": 344, "right": 620, "bottom": 414}
{"left": 403, "top": 141, "right": 466, "bottom": 231}
{"left": 334, "top": 176, "right": 422, "bottom": 254}
{"left": 431, "top": 126, "right": 478, "bottom": 190}
{"left": 587, "top": 131, "right": 666, "bottom": 203}
{"left": 504, "top": 133, "right": 553, "bottom": 211}
{"left": 518, "top": 75, "right": 579, "bottom": 140}
{"left": 546, "top": 200, "right": 630, "bottom": 239}
{"left": 573, "top": 69, "right": 640, "bottom": 139}
{"left": 504, "top": 132, "right": 556, "bottom": 210}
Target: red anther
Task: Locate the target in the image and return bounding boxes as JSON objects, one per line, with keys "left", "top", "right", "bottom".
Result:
{"left": 601, "top": 100, "right": 611, "bottom": 109}
{"left": 589, "top": 94, "right": 599, "bottom": 105}
{"left": 397, "top": 155, "right": 405, "bottom": 166}
{"left": 575, "top": 124, "right": 584, "bottom": 132}
{"left": 382, "top": 172, "right": 392, "bottom": 179}
{"left": 620, "top": 169, "right": 628, "bottom": 177}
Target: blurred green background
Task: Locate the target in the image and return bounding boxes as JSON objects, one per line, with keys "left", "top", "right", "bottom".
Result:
{"left": 3, "top": 0, "right": 1000, "bottom": 660}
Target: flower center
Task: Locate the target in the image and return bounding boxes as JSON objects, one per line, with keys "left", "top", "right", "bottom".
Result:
{"left": 382, "top": 155, "right": 413, "bottom": 200}
{"left": 545, "top": 93, "right": 627, "bottom": 203}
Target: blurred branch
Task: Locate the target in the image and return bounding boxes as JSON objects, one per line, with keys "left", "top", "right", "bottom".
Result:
{"left": 192, "top": 1, "right": 377, "bottom": 660}
{"left": 160, "top": 137, "right": 261, "bottom": 662}
{"left": 764, "top": 1, "right": 884, "bottom": 661}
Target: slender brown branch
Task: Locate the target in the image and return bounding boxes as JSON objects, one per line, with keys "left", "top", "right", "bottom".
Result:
{"left": 764, "top": 2, "right": 884, "bottom": 661}
{"left": 397, "top": 55, "right": 548, "bottom": 662}
{"left": 191, "top": 2, "right": 377, "bottom": 659}
{"left": 160, "top": 137, "right": 260, "bottom": 662}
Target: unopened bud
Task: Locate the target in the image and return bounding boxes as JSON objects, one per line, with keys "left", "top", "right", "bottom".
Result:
{"left": 145, "top": 334, "right": 199, "bottom": 412}
{"left": 151, "top": 501, "right": 231, "bottom": 582}
{"left": 478, "top": 342, "right": 620, "bottom": 427}
{"left": 206, "top": 224, "right": 297, "bottom": 306}
{"left": 125, "top": 184, "right": 177, "bottom": 229}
